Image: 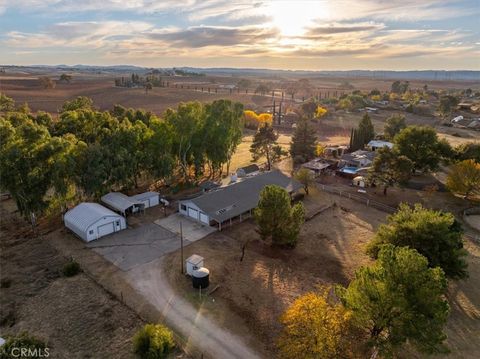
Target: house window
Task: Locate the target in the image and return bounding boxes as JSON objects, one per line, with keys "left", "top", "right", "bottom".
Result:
{"left": 89, "top": 230, "right": 94, "bottom": 235}
{"left": 116, "top": 220, "right": 120, "bottom": 226}
{"left": 181, "top": 204, "right": 187, "bottom": 211}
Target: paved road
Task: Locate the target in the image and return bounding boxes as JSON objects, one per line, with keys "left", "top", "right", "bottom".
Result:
{"left": 125, "top": 257, "right": 262, "bottom": 359}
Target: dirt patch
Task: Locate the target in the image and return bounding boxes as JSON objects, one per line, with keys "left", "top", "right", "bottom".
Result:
{"left": 163, "top": 190, "right": 385, "bottom": 354}
{"left": 0, "top": 200, "right": 185, "bottom": 358}
{"left": 163, "top": 190, "right": 480, "bottom": 358}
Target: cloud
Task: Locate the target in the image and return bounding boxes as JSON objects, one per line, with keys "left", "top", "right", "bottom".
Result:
{"left": 304, "top": 22, "right": 385, "bottom": 37}
{"left": 147, "top": 25, "right": 279, "bottom": 48}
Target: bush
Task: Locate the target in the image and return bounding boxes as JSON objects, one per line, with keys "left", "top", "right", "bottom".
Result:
{"left": 0, "top": 332, "right": 48, "bottom": 359}
{"left": 133, "top": 324, "right": 175, "bottom": 359}
{"left": 62, "top": 259, "right": 81, "bottom": 277}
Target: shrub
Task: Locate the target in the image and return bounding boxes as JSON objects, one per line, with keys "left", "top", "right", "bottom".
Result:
{"left": 0, "top": 277, "right": 12, "bottom": 288}
{"left": 62, "top": 259, "right": 81, "bottom": 277}
{"left": 133, "top": 324, "right": 175, "bottom": 359}
{"left": 0, "top": 332, "right": 48, "bottom": 359}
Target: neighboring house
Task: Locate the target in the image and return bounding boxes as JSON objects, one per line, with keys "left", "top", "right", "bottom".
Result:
{"left": 367, "top": 140, "right": 394, "bottom": 151}
{"left": 236, "top": 164, "right": 260, "bottom": 178}
{"left": 324, "top": 146, "right": 347, "bottom": 157}
{"left": 178, "top": 170, "right": 302, "bottom": 230}
{"left": 101, "top": 192, "right": 144, "bottom": 216}
{"left": 64, "top": 202, "right": 126, "bottom": 242}
{"left": 341, "top": 150, "right": 376, "bottom": 168}
{"left": 301, "top": 158, "right": 331, "bottom": 176}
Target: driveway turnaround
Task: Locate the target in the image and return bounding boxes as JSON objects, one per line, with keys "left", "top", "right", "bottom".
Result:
{"left": 87, "top": 223, "right": 191, "bottom": 271}
{"left": 155, "top": 213, "right": 216, "bottom": 242}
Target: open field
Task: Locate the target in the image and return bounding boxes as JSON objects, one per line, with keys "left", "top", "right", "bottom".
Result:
{"left": 2, "top": 72, "right": 479, "bottom": 155}
{"left": 163, "top": 190, "right": 480, "bottom": 358}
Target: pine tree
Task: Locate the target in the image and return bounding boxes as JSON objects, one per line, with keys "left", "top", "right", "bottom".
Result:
{"left": 290, "top": 118, "right": 317, "bottom": 163}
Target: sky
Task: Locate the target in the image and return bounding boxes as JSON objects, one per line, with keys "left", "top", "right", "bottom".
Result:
{"left": 0, "top": 0, "right": 479, "bottom": 70}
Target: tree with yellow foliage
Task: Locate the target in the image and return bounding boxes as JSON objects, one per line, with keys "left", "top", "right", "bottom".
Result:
{"left": 278, "top": 287, "right": 360, "bottom": 359}
{"left": 446, "top": 159, "right": 480, "bottom": 199}
{"left": 315, "top": 105, "right": 327, "bottom": 119}
{"left": 244, "top": 110, "right": 272, "bottom": 129}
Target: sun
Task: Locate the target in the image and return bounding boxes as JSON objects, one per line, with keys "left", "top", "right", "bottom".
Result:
{"left": 266, "top": 0, "right": 330, "bottom": 36}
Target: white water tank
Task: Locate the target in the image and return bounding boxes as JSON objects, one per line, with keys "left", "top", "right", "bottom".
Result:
{"left": 186, "top": 254, "right": 204, "bottom": 276}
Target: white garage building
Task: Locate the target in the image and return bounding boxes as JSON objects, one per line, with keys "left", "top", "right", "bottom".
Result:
{"left": 64, "top": 203, "right": 126, "bottom": 242}
{"left": 130, "top": 191, "right": 160, "bottom": 208}
{"left": 101, "top": 192, "right": 145, "bottom": 216}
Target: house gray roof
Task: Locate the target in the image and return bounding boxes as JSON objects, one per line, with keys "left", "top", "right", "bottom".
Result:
{"left": 184, "top": 170, "right": 302, "bottom": 223}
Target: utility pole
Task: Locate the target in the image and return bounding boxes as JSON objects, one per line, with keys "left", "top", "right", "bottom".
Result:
{"left": 180, "top": 221, "right": 184, "bottom": 274}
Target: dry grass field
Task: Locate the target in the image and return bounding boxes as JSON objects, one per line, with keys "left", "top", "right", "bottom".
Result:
{"left": 163, "top": 190, "right": 480, "bottom": 358}
{"left": 0, "top": 200, "right": 145, "bottom": 358}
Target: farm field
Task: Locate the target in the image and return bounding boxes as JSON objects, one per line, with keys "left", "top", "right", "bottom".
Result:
{"left": 163, "top": 189, "right": 480, "bottom": 358}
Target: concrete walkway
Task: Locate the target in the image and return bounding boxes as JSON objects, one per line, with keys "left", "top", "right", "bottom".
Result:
{"left": 125, "top": 257, "right": 262, "bottom": 359}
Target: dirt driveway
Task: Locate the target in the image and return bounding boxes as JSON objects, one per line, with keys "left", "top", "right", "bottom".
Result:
{"left": 125, "top": 256, "right": 263, "bottom": 359}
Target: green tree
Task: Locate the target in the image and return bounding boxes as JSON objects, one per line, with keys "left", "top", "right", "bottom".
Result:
{"left": 165, "top": 101, "right": 205, "bottom": 181}
{"left": 358, "top": 113, "right": 375, "bottom": 145}
{"left": 367, "top": 203, "right": 467, "bottom": 279}
{"left": 294, "top": 168, "right": 315, "bottom": 195}
{"left": 61, "top": 96, "right": 94, "bottom": 112}
{"left": 204, "top": 99, "right": 244, "bottom": 177}
{"left": 255, "top": 83, "right": 271, "bottom": 96}
{"left": 1, "top": 332, "right": 48, "bottom": 359}
{"left": 300, "top": 100, "right": 317, "bottom": 120}
{"left": 454, "top": 142, "right": 480, "bottom": 163}
{"left": 133, "top": 324, "right": 175, "bottom": 359}
{"left": 438, "top": 95, "right": 459, "bottom": 117}
{"left": 349, "top": 113, "right": 374, "bottom": 151}
{"left": 0, "top": 93, "right": 15, "bottom": 112}
{"left": 289, "top": 118, "right": 317, "bottom": 163}
{"left": 338, "top": 244, "right": 449, "bottom": 357}
{"left": 254, "top": 185, "right": 305, "bottom": 247}
{"left": 278, "top": 287, "right": 360, "bottom": 359}
{"left": 394, "top": 126, "right": 443, "bottom": 172}
{"left": 368, "top": 147, "right": 413, "bottom": 195}
{"left": 391, "top": 81, "right": 409, "bottom": 94}
{"left": 145, "top": 82, "right": 153, "bottom": 94}
{"left": 384, "top": 115, "right": 406, "bottom": 140}
{"left": 59, "top": 73, "right": 72, "bottom": 83}
{"left": 446, "top": 159, "right": 480, "bottom": 199}
{"left": 250, "top": 124, "right": 285, "bottom": 170}
{"left": 0, "top": 118, "right": 79, "bottom": 218}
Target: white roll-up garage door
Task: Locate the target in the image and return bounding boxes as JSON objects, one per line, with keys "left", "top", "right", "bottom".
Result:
{"left": 200, "top": 212, "right": 209, "bottom": 224}
{"left": 97, "top": 222, "right": 115, "bottom": 237}
{"left": 188, "top": 207, "right": 198, "bottom": 220}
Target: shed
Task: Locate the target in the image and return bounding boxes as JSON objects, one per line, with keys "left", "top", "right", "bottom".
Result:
{"left": 353, "top": 176, "right": 366, "bottom": 188}
{"left": 367, "top": 140, "right": 393, "bottom": 151}
{"left": 64, "top": 203, "right": 126, "bottom": 242}
{"left": 236, "top": 164, "right": 260, "bottom": 178}
{"left": 130, "top": 191, "right": 160, "bottom": 208}
{"left": 101, "top": 192, "right": 144, "bottom": 216}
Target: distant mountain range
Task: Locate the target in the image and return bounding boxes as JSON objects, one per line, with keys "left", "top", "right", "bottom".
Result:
{"left": 2, "top": 64, "right": 480, "bottom": 81}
